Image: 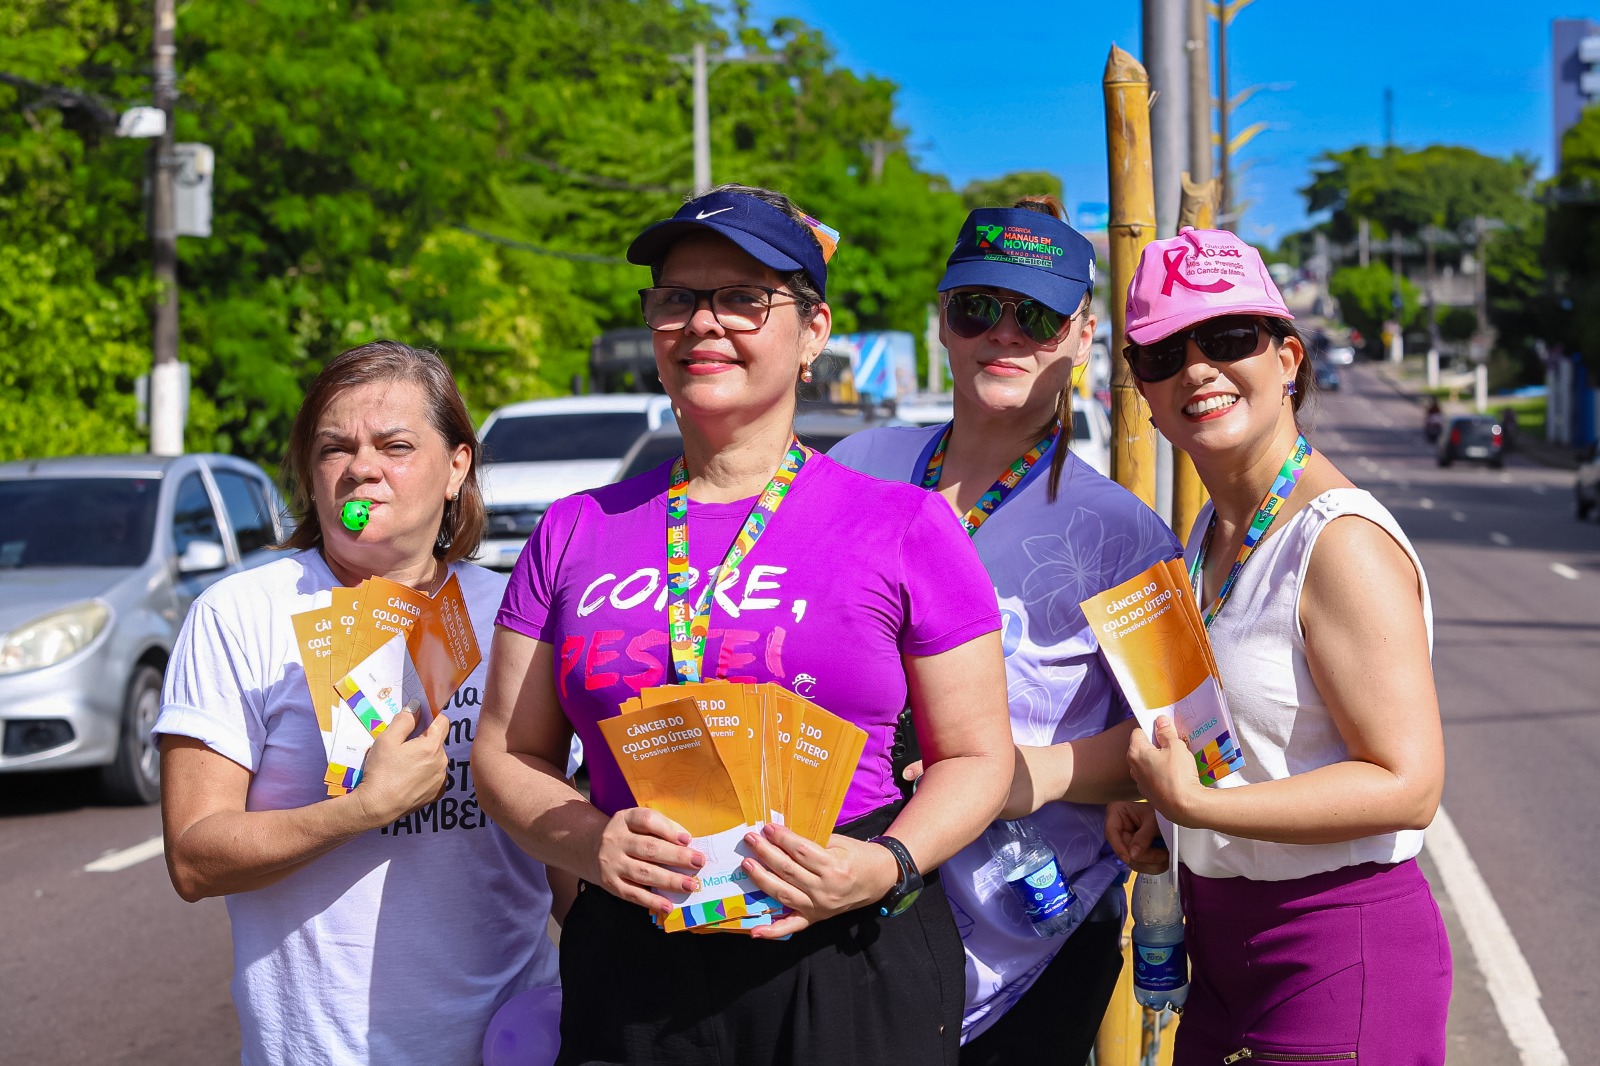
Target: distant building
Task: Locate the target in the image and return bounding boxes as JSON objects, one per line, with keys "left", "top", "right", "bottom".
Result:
{"left": 1552, "top": 18, "right": 1600, "bottom": 163}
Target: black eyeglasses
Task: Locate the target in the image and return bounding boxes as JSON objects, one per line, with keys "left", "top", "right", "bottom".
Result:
{"left": 944, "top": 292, "right": 1076, "bottom": 345}
{"left": 1123, "top": 316, "right": 1266, "bottom": 383}
{"left": 638, "top": 285, "right": 799, "bottom": 333}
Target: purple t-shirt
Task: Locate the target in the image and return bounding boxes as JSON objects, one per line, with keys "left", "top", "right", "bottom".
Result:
{"left": 497, "top": 453, "right": 1001, "bottom": 825}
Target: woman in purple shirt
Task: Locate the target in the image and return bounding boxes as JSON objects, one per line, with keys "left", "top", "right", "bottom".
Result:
{"left": 475, "top": 184, "right": 1014, "bottom": 1066}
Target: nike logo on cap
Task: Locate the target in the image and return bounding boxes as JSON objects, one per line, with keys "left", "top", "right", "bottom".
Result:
{"left": 695, "top": 207, "right": 733, "bottom": 219}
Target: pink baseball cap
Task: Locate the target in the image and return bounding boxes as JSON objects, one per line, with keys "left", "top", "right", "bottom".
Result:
{"left": 1124, "top": 227, "right": 1292, "bottom": 346}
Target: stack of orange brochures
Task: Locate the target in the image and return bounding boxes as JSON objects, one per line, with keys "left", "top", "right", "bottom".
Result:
{"left": 1079, "top": 559, "right": 1246, "bottom": 787}
{"left": 289, "top": 575, "right": 481, "bottom": 797}
{"left": 598, "top": 681, "right": 867, "bottom": 935}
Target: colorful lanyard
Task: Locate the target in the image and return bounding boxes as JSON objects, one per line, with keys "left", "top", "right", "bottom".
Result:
{"left": 666, "top": 439, "right": 807, "bottom": 683}
{"left": 1187, "top": 434, "right": 1313, "bottom": 628}
{"left": 921, "top": 423, "right": 1058, "bottom": 536}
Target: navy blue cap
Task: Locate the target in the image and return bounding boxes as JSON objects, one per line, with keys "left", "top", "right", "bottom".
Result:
{"left": 938, "top": 207, "right": 1095, "bottom": 314}
{"left": 626, "top": 190, "right": 839, "bottom": 300}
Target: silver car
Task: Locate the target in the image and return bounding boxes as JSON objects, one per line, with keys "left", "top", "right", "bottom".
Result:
{"left": 0, "top": 454, "right": 287, "bottom": 803}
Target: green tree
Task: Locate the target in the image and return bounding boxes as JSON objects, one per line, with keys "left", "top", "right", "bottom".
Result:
{"left": 1328, "top": 263, "right": 1419, "bottom": 351}
{"left": 960, "top": 171, "right": 1064, "bottom": 211}
{"left": 1544, "top": 106, "right": 1600, "bottom": 374}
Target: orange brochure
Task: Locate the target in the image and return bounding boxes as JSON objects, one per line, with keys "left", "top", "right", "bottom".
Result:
{"left": 597, "top": 697, "right": 746, "bottom": 837}
{"left": 642, "top": 682, "right": 764, "bottom": 825}
{"left": 290, "top": 606, "right": 338, "bottom": 754}
{"left": 761, "top": 686, "right": 798, "bottom": 826}
{"left": 406, "top": 573, "right": 481, "bottom": 716}
{"left": 1080, "top": 562, "right": 1246, "bottom": 787}
{"left": 351, "top": 577, "right": 432, "bottom": 661}
{"left": 330, "top": 586, "right": 363, "bottom": 680}
{"left": 783, "top": 703, "right": 868, "bottom": 845}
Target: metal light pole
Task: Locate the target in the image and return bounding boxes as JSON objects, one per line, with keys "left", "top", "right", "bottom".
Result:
{"left": 1144, "top": 0, "right": 1189, "bottom": 239}
{"left": 1186, "top": 0, "right": 1212, "bottom": 185}
{"left": 1210, "top": 0, "right": 1255, "bottom": 227}
{"left": 148, "top": 0, "right": 183, "bottom": 455}
{"left": 674, "top": 43, "right": 782, "bottom": 197}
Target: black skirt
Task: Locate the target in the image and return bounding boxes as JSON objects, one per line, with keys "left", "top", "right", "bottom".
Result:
{"left": 555, "top": 803, "right": 964, "bottom": 1066}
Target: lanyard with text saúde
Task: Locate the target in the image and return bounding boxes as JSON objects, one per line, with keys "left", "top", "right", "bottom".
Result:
{"left": 666, "top": 439, "right": 808, "bottom": 683}
{"left": 1188, "top": 434, "right": 1312, "bottom": 628}
{"left": 921, "top": 423, "right": 1058, "bottom": 536}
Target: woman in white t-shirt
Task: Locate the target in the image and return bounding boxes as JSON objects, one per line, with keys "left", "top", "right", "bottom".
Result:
{"left": 156, "top": 341, "right": 562, "bottom": 1066}
{"left": 1104, "top": 230, "right": 1450, "bottom": 1064}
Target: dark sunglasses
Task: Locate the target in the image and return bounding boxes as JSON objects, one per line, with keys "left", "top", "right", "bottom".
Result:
{"left": 1123, "top": 316, "right": 1266, "bottom": 383}
{"left": 945, "top": 292, "right": 1074, "bottom": 345}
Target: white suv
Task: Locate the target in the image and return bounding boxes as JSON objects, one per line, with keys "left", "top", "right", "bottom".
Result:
{"left": 477, "top": 395, "right": 676, "bottom": 569}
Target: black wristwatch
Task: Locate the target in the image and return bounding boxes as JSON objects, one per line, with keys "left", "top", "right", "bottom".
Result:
{"left": 867, "top": 835, "right": 924, "bottom": 918}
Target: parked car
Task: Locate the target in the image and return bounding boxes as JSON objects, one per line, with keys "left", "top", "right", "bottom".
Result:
{"left": 477, "top": 395, "right": 676, "bottom": 569}
{"left": 1069, "top": 399, "right": 1113, "bottom": 478}
{"left": 1437, "top": 415, "right": 1506, "bottom": 469}
{"left": 1312, "top": 357, "right": 1342, "bottom": 391}
{"left": 0, "top": 453, "right": 287, "bottom": 803}
{"left": 1576, "top": 443, "right": 1600, "bottom": 521}
{"left": 612, "top": 405, "right": 913, "bottom": 483}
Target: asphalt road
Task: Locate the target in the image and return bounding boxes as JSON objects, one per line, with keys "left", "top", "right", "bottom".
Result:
{"left": 1, "top": 366, "right": 1593, "bottom": 1064}
{"left": 1314, "top": 363, "right": 1599, "bottom": 1066}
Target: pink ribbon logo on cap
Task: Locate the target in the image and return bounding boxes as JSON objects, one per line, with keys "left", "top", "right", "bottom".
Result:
{"left": 1161, "top": 246, "right": 1236, "bottom": 297}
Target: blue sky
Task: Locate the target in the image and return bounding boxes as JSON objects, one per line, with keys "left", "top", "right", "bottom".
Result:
{"left": 746, "top": 0, "right": 1583, "bottom": 246}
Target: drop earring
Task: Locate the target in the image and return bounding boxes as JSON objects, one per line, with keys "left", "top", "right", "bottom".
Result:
{"left": 800, "top": 364, "right": 814, "bottom": 384}
{"left": 1285, "top": 380, "right": 1297, "bottom": 397}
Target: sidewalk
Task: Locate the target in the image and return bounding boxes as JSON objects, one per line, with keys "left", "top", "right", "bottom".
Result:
{"left": 1368, "top": 360, "right": 1581, "bottom": 471}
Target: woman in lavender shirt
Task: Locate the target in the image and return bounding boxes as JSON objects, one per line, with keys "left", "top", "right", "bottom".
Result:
{"left": 474, "top": 184, "right": 1014, "bottom": 1066}
{"left": 833, "top": 195, "right": 1179, "bottom": 1064}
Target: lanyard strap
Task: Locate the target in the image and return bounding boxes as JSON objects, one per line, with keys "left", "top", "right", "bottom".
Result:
{"left": 921, "top": 423, "right": 1058, "bottom": 536}
{"left": 1188, "top": 434, "right": 1313, "bottom": 628}
{"left": 666, "top": 439, "right": 807, "bottom": 683}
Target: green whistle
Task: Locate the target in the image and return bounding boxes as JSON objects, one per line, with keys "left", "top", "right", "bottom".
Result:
{"left": 340, "top": 500, "right": 371, "bottom": 531}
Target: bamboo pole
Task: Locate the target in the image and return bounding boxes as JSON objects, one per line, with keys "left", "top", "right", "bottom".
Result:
{"left": 1103, "top": 45, "right": 1159, "bottom": 509}
{"left": 1170, "top": 175, "right": 1219, "bottom": 541}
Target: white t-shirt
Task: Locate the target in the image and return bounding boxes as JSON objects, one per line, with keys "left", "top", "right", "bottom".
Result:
{"left": 155, "top": 550, "right": 559, "bottom": 1066}
{"left": 1168, "top": 488, "right": 1432, "bottom": 880}
{"left": 830, "top": 425, "right": 1180, "bottom": 1042}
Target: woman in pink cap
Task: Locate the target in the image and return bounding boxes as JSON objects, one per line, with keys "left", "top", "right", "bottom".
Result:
{"left": 1104, "top": 228, "right": 1451, "bottom": 1064}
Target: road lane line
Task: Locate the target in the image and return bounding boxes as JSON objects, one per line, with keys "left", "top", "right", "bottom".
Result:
{"left": 1490, "top": 532, "right": 1513, "bottom": 546}
{"left": 1499, "top": 472, "right": 1513, "bottom": 483}
{"left": 1531, "top": 485, "right": 1547, "bottom": 495}
{"left": 1452, "top": 511, "right": 1469, "bottom": 522}
{"left": 1420, "top": 497, "right": 1435, "bottom": 509}
{"left": 85, "top": 835, "right": 164, "bottom": 873}
{"left": 1551, "top": 563, "right": 1580, "bottom": 580}
{"left": 1426, "top": 808, "right": 1570, "bottom": 1066}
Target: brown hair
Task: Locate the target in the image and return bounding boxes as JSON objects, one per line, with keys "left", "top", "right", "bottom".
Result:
{"left": 1012, "top": 195, "right": 1092, "bottom": 502}
{"left": 649, "top": 182, "right": 825, "bottom": 326}
{"left": 281, "top": 341, "right": 485, "bottom": 564}
{"left": 1263, "top": 317, "right": 1315, "bottom": 414}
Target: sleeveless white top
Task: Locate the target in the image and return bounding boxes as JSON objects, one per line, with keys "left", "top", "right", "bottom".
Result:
{"left": 1168, "top": 488, "right": 1432, "bottom": 881}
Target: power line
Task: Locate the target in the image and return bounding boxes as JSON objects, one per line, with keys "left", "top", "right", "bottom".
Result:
{"left": 525, "top": 156, "right": 687, "bottom": 195}
{"left": 451, "top": 223, "right": 631, "bottom": 264}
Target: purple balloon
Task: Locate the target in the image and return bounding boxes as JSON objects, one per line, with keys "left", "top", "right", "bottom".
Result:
{"left": 482, "top": 984, "right": 562, "bottom": 1066}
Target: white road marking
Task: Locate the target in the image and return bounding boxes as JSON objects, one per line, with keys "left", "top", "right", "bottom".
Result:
{"left": 1426, "top": 808, "right": 1570, "bottom": 1066}
{"left": 1490, "top": 532, "right": 1513, "bottom": 546}
{"left": 1452, "top": 511, "right": 1469, "bottom": 522}
{"left": 84, "top": 835, "right": 164, "bottom": 873}
{"left": 1358, "top": 457, "right": 1376, "bottom": 470}
{"left": 1531, "top": 485, "right": 1547, "bottom": 496}
{"left": 1551, "top": 563, "right": 1580, "bottom": 580}
{"left": 1499, "top": 472, "right": 1514, "bottom": 484}
{"left": 1420, "top": 498, "right": 1435, "bottom": 510}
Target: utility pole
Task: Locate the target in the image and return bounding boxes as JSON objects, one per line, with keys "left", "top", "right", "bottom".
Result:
{"left": 148, "top": 0, "right": 183, "bottom": 455}
{"left": 675, "top": 43, "right": 782, "bottom": 197}
{"left": 1210, "top": 0, "right": 1255, "bottom": 226}
{"left": 1186, "top": 0, "right": 1212, "bottom": 185}
{"left": 1144, "top": 0, "right": 1189, "bottom": 239}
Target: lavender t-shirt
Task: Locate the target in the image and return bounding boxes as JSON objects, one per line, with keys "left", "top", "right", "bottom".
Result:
{"left": 496, "top": 452, "right": 1001, "bottom": 825}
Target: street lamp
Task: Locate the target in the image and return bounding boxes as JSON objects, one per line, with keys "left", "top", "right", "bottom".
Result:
{"left": 670, "top": 43, "right": 782, "bottom": 196}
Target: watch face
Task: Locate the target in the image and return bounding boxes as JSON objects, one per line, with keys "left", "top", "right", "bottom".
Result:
{"left": 886, "top": 885, "right": 922, "bottom": 917}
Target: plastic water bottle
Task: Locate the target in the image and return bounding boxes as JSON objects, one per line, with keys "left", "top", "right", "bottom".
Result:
{"left": 986, "top": 819, "right": 1076, "bottom": 937}
{"left": 1131, "top": 869, "right": 1189, "bottom": 1011}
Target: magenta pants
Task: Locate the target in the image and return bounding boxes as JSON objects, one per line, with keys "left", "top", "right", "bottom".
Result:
{"left": 1175, "top": 859, "right": 1452, "bottom": 1065}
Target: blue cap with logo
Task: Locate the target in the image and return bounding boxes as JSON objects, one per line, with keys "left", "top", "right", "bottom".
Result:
{"left": 938, "top": 207, "right": 1095, "bottom": 314}
{"left": 627, "top": 189, "right": 841, "bottom": 300}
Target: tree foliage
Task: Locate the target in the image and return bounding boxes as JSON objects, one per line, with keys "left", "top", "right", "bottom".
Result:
{"left": 0, "top": 1, "right": 1010, "bottom": 464}
{"left": 1544, "top": 106, "right": 1600, "bottom": 373}
{"left": 1328, "top": 263, "right": 1419, "bottom": 350}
